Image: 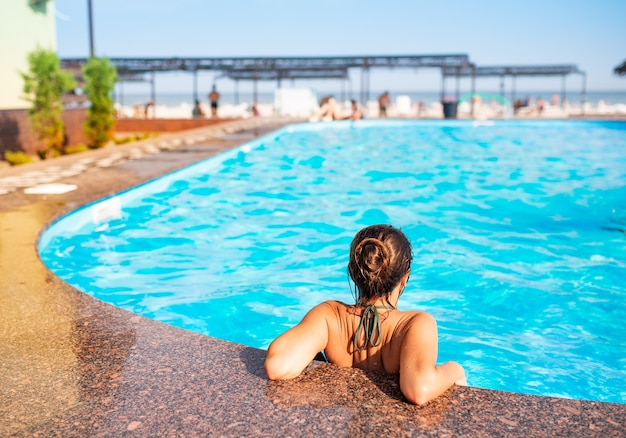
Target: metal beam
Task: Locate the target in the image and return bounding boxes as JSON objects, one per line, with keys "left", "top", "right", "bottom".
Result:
{"left": 224, "top": 68, "right": 349, "bottom": 81}
{"left": 442, "top": 64, "right": 583, "bottom": 77}
{"left": 61, "top": 54, "right": 472, "bottom": 76}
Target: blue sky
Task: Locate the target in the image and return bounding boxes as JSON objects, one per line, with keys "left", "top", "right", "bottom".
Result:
{"left": 55, "top": 0, "right": 626, "bottom": 94}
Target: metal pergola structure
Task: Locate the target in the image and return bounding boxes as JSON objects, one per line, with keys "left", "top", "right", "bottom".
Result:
{"left": 222, "top": 67, "right": 350, "bottom": 105}
{"left": 62, "top": 55, "right": 588, "bottom": 116}
{"left": 441, "top": 64, "right": 586, "bottom": 106}
{"left": 61, "top": 54, "right": 473, "bottom": 108}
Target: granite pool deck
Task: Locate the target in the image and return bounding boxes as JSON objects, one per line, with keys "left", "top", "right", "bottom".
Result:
{"left": 1, "top": 117, "right": 625, "bottom": 437}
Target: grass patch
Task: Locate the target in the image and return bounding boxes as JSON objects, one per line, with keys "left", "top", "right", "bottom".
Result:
{"left": 64, "top": 144, "right": 90, "bottom": 154}
{"left": 113, "top": 132, "right": 158, "bottom": 145}
{"left": 4, "top": 151, "right": 34, "bottom": 166}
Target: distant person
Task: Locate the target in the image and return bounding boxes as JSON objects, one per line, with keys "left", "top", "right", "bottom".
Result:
{"left": 536, "top": 97, "right": 545, "bottom": 115}
{"left": 144, "top": 101, "right": 154, "bottom": 119}
{"left": 208, "top": 85, "right": 220, "bottom": 118}
{"left": 348, "top": 99, "right": 363, "bottom": 121}
{"left": 332, "top": 99, "right": 363, "bottom": 121}
{"left": 133, "top": 103, "right": 143, "bottom": 118}
{"left": 313, "top": 96, "right": 341, "bottom": 121}
{"left": 524, "top": 96, "right": 534, "bottom": 107}
{"left": 265, "top": 224, "right": 467, "bottom": 406}
{"left": 251, "top": 101, "right": 260, "bottom": 117}
{"left": 378, "top": 91, "right": 391, "bottom": 117}
{"left": 192, "top": 99, "right": 205, "bottom": 118}
{"left": 417, "top": 101, "right": 425, "bottom": 117}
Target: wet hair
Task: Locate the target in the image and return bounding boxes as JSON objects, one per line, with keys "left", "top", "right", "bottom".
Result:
{"left": 348, "top": 224, "right": 412, "bottom": 304}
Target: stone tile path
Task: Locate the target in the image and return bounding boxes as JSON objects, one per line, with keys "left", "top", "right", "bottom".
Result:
{"left": 0, "top": 117, "right": 292, "bottom": 196}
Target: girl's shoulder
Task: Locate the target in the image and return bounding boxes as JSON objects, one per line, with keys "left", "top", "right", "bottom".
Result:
{"left": 316, "top": 300, "right": 354, "bottom": 315}
{"left": 392, "top": 310, "right": 437, "bottom": 336}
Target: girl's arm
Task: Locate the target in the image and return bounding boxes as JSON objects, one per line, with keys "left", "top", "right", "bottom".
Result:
{"left": 398, "top": 312, "right": 466, "bottom": 405}
{"left": 264, "top": 303, "right": 331, "bottom": 380}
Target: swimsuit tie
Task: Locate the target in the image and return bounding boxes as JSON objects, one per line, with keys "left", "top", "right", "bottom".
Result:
{"left": 353, "top": 304, "right": 393, "bottom": 352}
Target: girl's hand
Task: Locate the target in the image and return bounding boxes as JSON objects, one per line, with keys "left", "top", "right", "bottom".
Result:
{"left": 455, "top": 371, "right": 467, "bottom": 386}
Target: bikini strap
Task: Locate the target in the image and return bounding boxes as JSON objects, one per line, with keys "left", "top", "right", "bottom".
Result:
{"left": 353, "top": 304, "right": 392, "bottom": 352}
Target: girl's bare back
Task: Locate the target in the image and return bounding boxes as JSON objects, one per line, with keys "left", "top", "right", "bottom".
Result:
{"left": 320, "top": 300, "right": 423, "bottom": 374}
{"left": 264, "top": 224, "right": 466, "bottom": 405}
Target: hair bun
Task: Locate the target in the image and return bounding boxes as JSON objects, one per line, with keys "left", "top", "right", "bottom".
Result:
{"left": 355, "top": 237, "right": 390, "bottom": 276}
{"left": 348, "top": 224, "right": 412, "bottom": 303}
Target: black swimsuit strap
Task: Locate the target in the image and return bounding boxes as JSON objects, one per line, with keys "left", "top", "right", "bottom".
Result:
{"left": 353, "top": 304, "right": 394, "bottom": 352}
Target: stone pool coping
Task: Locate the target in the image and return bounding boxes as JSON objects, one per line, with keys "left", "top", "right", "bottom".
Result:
{"left": 1, "top": 118, "right": 624, "bottom": 437}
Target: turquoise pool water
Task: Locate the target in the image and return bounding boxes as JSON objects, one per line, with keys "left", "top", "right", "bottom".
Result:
{"left": 39, "top": 120, "right": 626, "bottom": 403}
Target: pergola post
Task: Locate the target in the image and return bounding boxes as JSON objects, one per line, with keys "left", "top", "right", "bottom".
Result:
{"left": 276, "top": 76, "right": 282, "bottom": 116}
{"left": 360, "top": 66, "right": 370, "bottom": 107}
{"left": 511, "top": 75, "right": 516, "bottom": 108}
{"left": 455, "top": 67, "right": 461, "bottom": 102}
{"left": 118, "top": 78, "right": 124, "bottom": 110}
{"left": 471, "top": 66, "right": 476, "bottom": 118}
{"left": 348, "top": 76, "right": 352, "bottom": 101}
{"left": 581, "top": 72, "right": 587, "bottom": 114}
{"left": 253, "top": 70, "right": 258, "bottom": 108}
{"left": 150, "top": 69, "right": 156, "bottom": 118}
{"left": 365, "top": 68, "right": 370, "bottom": 105}
{"left": 440, "top": 69, "right": 446, "bottom": 102}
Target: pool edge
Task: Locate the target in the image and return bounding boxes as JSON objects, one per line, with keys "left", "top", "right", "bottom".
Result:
{"left": 1, "top": 118, "right": 624, "bottom": 436}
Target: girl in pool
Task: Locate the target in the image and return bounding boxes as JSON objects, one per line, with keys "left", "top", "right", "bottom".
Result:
{"left": 265, "top": 224, "right": 467, "bottom": 405}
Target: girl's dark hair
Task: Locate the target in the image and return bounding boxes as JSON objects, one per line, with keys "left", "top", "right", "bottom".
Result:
{"left": 348, "top": 224, "right": 412, "bottom": 303}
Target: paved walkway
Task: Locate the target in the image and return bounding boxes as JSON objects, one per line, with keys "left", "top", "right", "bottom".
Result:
{"left": 0, "top": 117, "right": 295, "bottom": 196}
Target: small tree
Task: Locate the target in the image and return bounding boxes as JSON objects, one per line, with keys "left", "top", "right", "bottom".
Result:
{"left": 21, "top": 48, "right": 76, "bottom": 157}
{"left": 82, "top": 57, "right": 117, "bottom": 148}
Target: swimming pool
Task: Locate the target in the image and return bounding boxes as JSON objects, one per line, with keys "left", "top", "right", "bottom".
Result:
{"left": 39, "top": 120, "right": 626, "bottom": 403}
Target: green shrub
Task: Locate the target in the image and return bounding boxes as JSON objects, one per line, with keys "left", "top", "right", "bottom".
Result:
{"left": 21, "top": 48, "right": 76, "bottom": 156}
{"left": 4, "top": 151, "right": 34, "bottom": 166}
{"left": 83, "top": 58, "right": 117, "bottom": 148}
